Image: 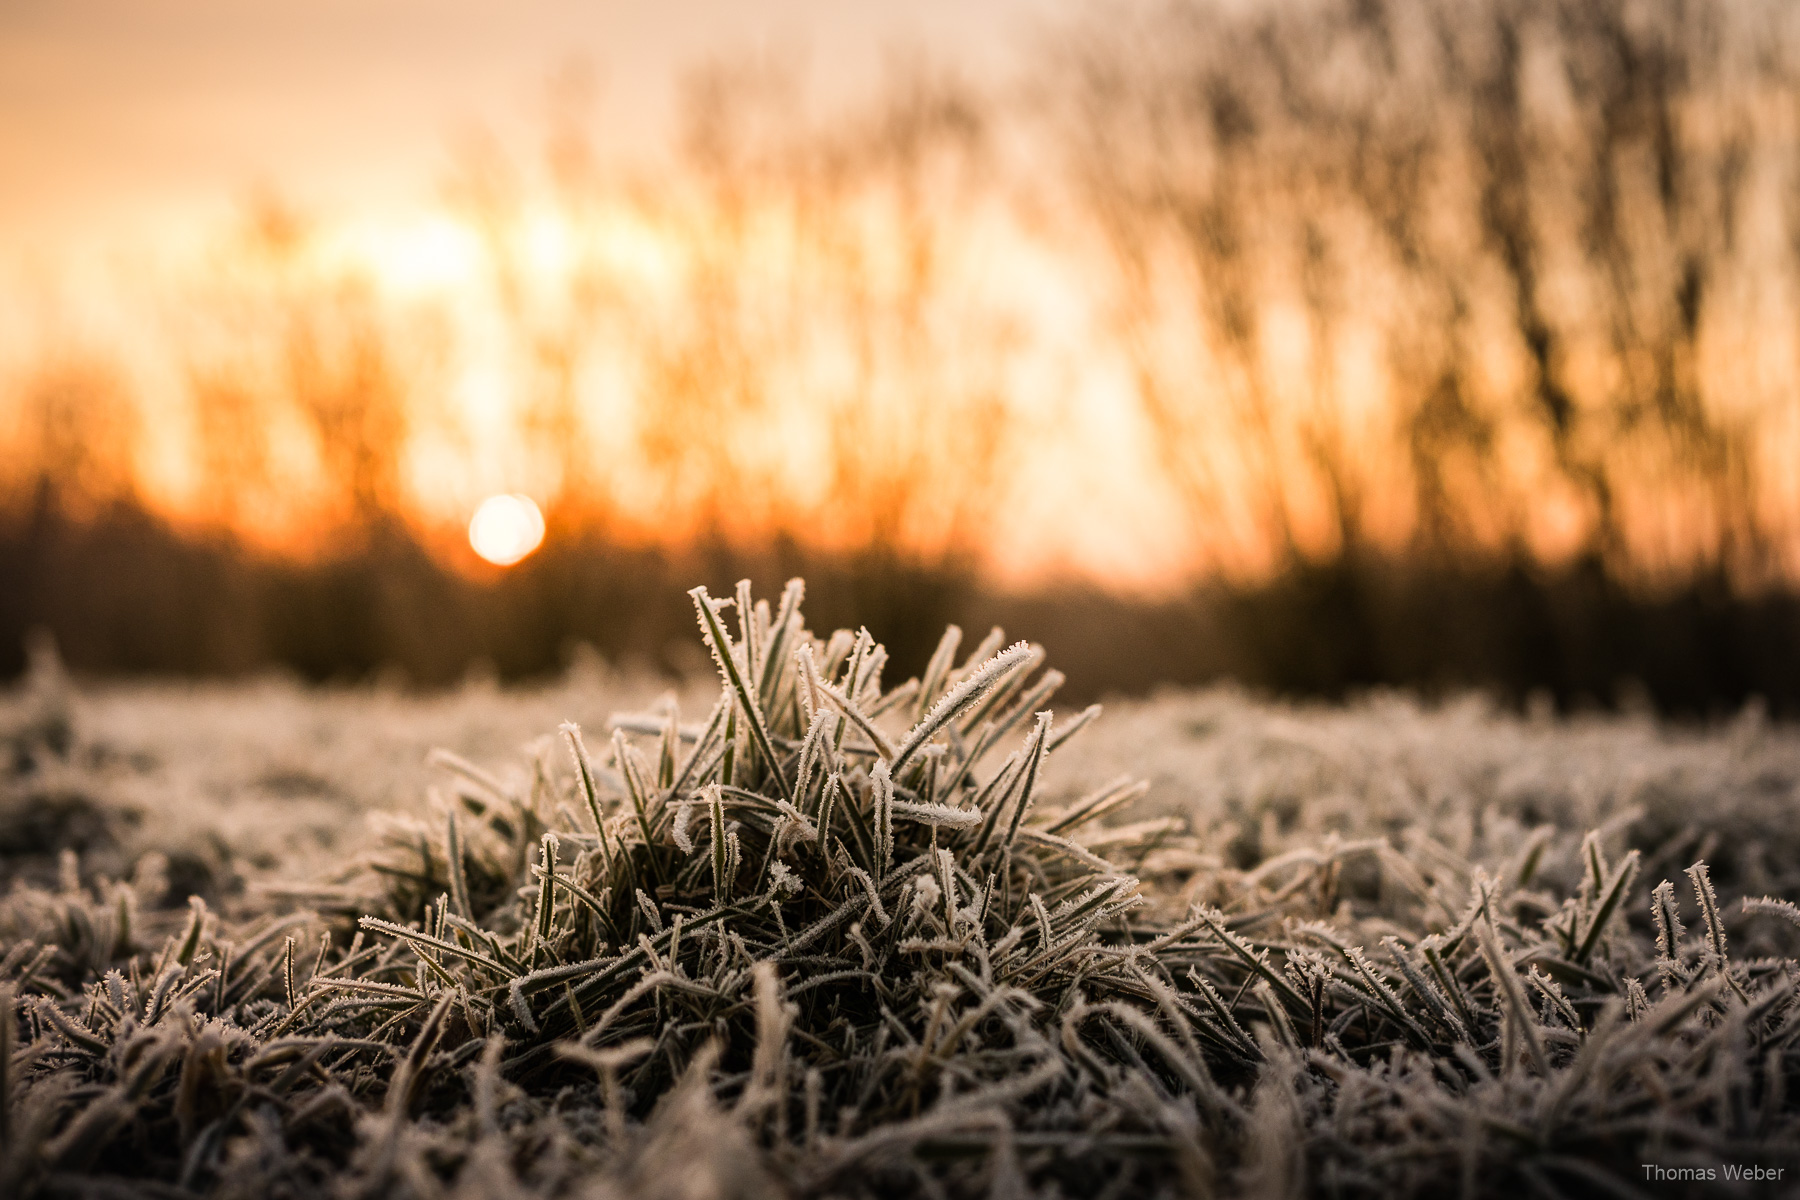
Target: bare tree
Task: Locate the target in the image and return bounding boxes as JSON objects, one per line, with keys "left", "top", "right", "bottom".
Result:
{"left": 1053, "top": 0, "right": 1797, "bottom": 585}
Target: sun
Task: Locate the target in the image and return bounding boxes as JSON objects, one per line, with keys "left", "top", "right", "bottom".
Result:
{"left": 469, "top": 493, "right": 546, "bottom": 566}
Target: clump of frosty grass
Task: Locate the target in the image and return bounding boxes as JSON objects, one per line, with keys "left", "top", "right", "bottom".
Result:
{"left": 4, "top": 580, "right": 1800, "bottom": 1198}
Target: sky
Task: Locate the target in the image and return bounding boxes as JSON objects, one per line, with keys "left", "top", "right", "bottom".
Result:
{"left": 0, "top": 0, "right": 1060, "bottom": 268}
{"left": 0, "top": 0, "right": 1199, "bottom": 594}
{"left": 4, "top": 0, "right": 1791, "bottom": 595}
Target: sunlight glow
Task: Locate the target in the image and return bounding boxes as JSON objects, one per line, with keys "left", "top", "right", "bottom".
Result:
{"left": 468, "top": 493, "right": 546, "bottom": 566}
{"left": 326, "top": 215, "right": 484, "bottom": 294}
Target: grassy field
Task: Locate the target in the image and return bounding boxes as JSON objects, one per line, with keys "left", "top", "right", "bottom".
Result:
{"left": 5, "top": 584, "right": 1800, "bottom": 1198}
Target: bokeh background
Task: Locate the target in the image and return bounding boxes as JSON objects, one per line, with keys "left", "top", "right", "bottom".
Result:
{"left": 5, "top": 0, "right": 1800, "bottom": 712}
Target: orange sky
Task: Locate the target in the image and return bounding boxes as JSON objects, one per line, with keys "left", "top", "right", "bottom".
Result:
{"left": 0, "top": 0, "right": 1057, "bottom": 266}
{"left": 7, "top": 1, "right": 1793, "bottom": 593}
{"left": 0, "top": 0, "right": 1207, "bottom": 592}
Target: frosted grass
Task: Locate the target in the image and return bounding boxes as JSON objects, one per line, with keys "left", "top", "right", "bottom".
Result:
{"left": 3, "top": 584, "right": 1800, "bottom": 1197}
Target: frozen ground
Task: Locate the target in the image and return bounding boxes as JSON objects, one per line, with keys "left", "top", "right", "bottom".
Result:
{"left": 5, "top": 629, "right": 1800, "bottom": 1199}
{"left": 7, "top": 653, "right": 1796, "bottom": 914}
{"left": 0, "top": 655, "right": 660, "bottom": 893}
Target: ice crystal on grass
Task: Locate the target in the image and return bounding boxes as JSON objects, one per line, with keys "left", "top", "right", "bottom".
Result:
{"left": 3, "top": 580, "right": 1800, "bottom": 1198}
